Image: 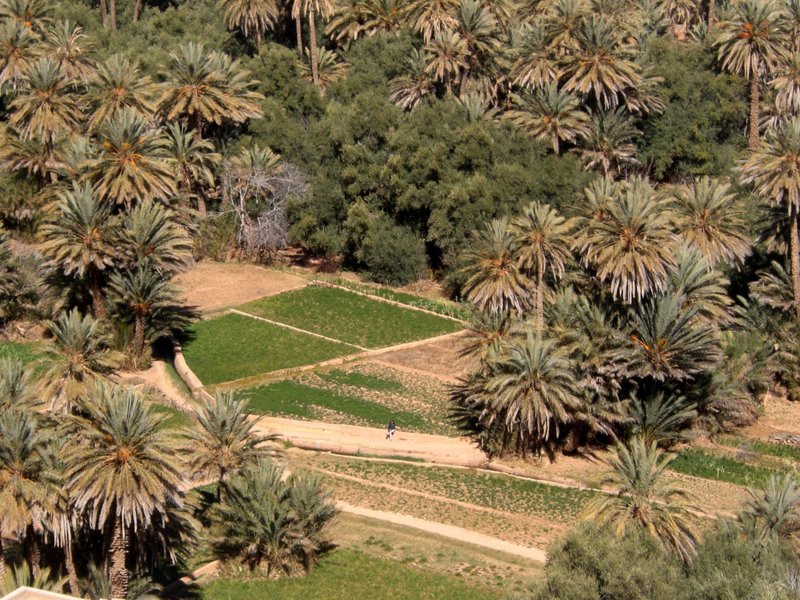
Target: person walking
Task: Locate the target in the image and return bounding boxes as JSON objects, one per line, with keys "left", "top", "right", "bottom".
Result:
{"left": 386, "top": 419, "right": 396, "bottom": 440}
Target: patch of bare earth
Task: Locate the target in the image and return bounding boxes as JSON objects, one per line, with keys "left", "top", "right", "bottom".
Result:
{"left": 741, "top": 393, "right": 800, "bottom": 440}
{"left": 174, "top": 261, "right": 307, "bottom": 313}
{"left": 376, "top": 337, "right": 479, "bottom": 382}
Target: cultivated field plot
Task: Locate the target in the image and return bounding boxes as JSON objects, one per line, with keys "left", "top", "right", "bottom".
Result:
{"left": 237, "top": 363, "right": 459, "bottom": 436}
{"left": 0, "top": 340, "right": 45, "bottom": 364}
{"left": 238, "top": 285, "right": 462, "bottom": 349}
{"left": 181, "top": 314, "right": 354, "bottom": 385}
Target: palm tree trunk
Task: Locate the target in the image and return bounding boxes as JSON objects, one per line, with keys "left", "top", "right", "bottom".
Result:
{"left": 133, "top": 0, "right": 142, "bottom": 21}
{"left": 791, "top": 213, "right": 800, "bottom": 320}
{"left": 109, "top": 0, "right": 117, "bottom": 29}
{"left": 308, "top": 5, "right": 320, "bottom": 87}
{"left": 65, "top": 542, "right": 79, "bottom": 596}
{"left": 295, "top": 15, "right": 303, "bottom": 58}
{"left": 196, "top": 191, "right": 208, "bottom": 217}
{"left": 748, "top": 74, "right": 760, "bottom": 149}
{"left": 24, "top": 525, "right": 40, "bottom": 579}
{"left": 0, "top": 533, "right": 5, "bottom": 587}
{"left": 134, "top": 313, "right": 146, "bottom": 358}
{"left": 256, "top": 29, "right": 262, "bottom": 50}
{"left": 536, "top": 256, "right": 544, "bottom": 329}
{"left": 707, "top": 0, "right": 716, "bottom": 30}
{"left": 89, "top": 267, "right": 106, "bottom": 319}
{"left": 109, "top": 515, "right": 128, "bottom": 600}
{"left": 100, "top": 0, "right": 108, "bottom": 27}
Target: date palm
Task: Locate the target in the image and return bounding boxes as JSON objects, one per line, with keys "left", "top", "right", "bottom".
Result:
{"left": 673, "top": 177, "right": 751, "bottom": 267}
{"left": 360, "top": 0, "right": 408, "bottom": 37}
{"left": 424, "top": 30, "right": 468, "bottom": 96}
{"left": 455, "top": 0, "right": 502, "bottom": 95}
{"left": 63, "top": 382, "right": 184, "bottom": 600}
{"left": 581, "top": 437, "right": 699, "bottom": 561}
{"left": 461, "top": 217, "right": 533, "bottom": 317}
{"left": 120, "top": 200, "right": 193, "bottom": 275}
{"left": 39, "top": 182, "right": 119, "bottom": 317}
{"left": 772, "top": 52, "right": 800, "bottom": 115}
{"left": 0, "top": 358, "right": 38, "bottom": 409}
{"left": 738, "top": 117, "right": 800, "bottom": 318}
{"left": 300, "top": 46, "right": 348, "bottom": 92}
{"left": 669, "top": 244, "right": 732, "bottom": 323}
{"left": 511, "top": 202, "right": 577, "bottom": 327}
{"left": 714, "top": 0, "right": 789, "bottom": 148}
{"left": 739, "top": 474, "right": 800, "bottom": 547}
{"left": 389, "top": 49, "right": 435, "bottom": 110}
{"left": 575, "top": 176, "right": 677, "bottom": 303}
{"left": 292, "top": 0, "right": 336, "bottom": 87}
{"left": 0, "top": 0, "right": 51, "bottom": 34}
{"left": 407, "top": 0, "right": 458, "bottom": 43}
{"left": 543, "top": 0, "right": 589, "bottom": 50}
{"left": 505, "top": 84, "right": 590, "bottom": 154}
{"left": 576, "top": 107, "right": 640, "bottom": 176}
{"left": 0, "top": 21, "right": 38, "bottom": 90}
{"left": 219, "top": 0, "right": 279, "bottom": 48}
{"left": 89, "top": 108, "right": 176, "bottom": 206}
{"left": 87, "top": 55, "right": 158, "bottom": 131}
{"left": 43, "top": 20, "right": 94, "bottom": 82}
{"left": 183, "top": 392, "right": 280, "bottom": 500}
{"left": 510, "top": 22, "right": 560, "bottom": 90}
{"left": 165, "top": 122, "right": 219, "bottom": 215}
{"left": 157, "top": 43, "right": 263, "bottom": 134}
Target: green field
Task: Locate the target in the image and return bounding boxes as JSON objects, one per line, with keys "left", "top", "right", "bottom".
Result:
{"left": 182, "top": 314, "right": 354, "bottom": 385}
{"left": 668, "top": 448, "right": 781, "bottom": 487}
{"left": 152, "top": 403, "right": 194, "bottom": 430}
{"left": 717, "top": 435, "right": 800, "bottom": 463}
{"left": 239, "top": 379, "right": 434, "bottom": 432}
{"left": 318, "top": 368, "right": 405, "bottom": 393}
{"left": 200, "top": 549, "right": 499, "bottom": 600}
{"left": 0, "top": 341, "right": 43, "bottom": 364}
{"left": 238, "top": 286, "right": 462, "bottom": 349}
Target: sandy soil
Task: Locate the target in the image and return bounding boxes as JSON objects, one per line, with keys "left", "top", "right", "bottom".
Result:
{"left": 174, "top": 261, "right": 307, "bottom": 312}
{"left": 743, "top": 393, "right": 800, "bottom": 439}
{"left": 376, "top": 337, "right": 479, "bottom": 381}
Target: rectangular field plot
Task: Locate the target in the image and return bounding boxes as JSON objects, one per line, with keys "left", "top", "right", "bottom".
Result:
{"left": 238, "top": 285, "right": 462, "bottom": 349}
{"left": 181, "top": 314, "right": 355, "bottom": 385}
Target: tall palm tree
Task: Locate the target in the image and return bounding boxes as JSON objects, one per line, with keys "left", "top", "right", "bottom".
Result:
{"left": 63, "top": 383, "right": 184, "bottom": 600}
{"left": 165, "top": 122, "right": 219, "bottom": 215}
{"left": 89, "top": 108, "right": 176, "bottom": 206}
{"left": 39, "top": 182, "right": 118, "bottom": 317}
{"left": 120, "top": 200, "right": 193, "bottom": 275}
{"left": 738, "top": 117, "right": 800, "bottom": 318}
{"left": 673, "top": 177, "right": 751, "bottom": 267}
{"left": 461, "top": 217, "right": 533, "bottom": 317}
{"left": 291, "top": 0, "right": 336, "bottom": 87}
{"left": 87, "top": 54, "right": 158, "bottom": 131}
{"left": 581, "top": 437, "right": 699, "bottom": 561}
{"left": 218, "top": 0, "right": 279, "bottom": 48}
{"left": 505, "top": 84, "right": 590, "bottom": 154}
{"left": 183, "top": 392, "right": 280, "bottom": 500}
{"left": 43, "top": 20, "right": 94, "bottom": 82}
{"left": 739, "top": 474, "right": 800, "bottom": 547}
{"left": 511, "top": 202, "right": 577, "bottom": 327}
{"left": 771, "top": 52, "right": 800, "bottom": 115}
{"left": 575, "top": 176, "right": 677, "bottom": 303}
{"left": 714, "top": 0, "right": 789, "bottom": 148}
{"left": 424, "top": 30, "right": 468, "bottom": 96}
{"left": 157, "top": 43, "right": 264, "bottom": 134}
{"left": 43, "top": 309, "right": 122, "bottom": 412}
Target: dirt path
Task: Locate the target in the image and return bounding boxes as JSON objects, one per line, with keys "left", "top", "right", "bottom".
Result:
{"left": 175, "top": 261, "right": 307, "bottom": 313}
{"left": 118, "top": 360, "right": 195, "bottom": 411}
{"left": 253, "top": 415, "right": 486, "bottom": 466}
{"left": 337, "top": 502, "right": 547, "bottom": 563}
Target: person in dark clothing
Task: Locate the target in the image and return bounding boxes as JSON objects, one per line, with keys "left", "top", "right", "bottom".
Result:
{"left": 386, "top": 419, "right": 397, "bottom": 440}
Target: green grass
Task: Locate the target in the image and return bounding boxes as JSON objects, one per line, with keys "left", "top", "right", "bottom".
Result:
{"left": 151, "top": 404, "right": 194, "bottom": 430}
{"left": 717, "top": 435, "right": 800, "bottom": 463}
{"left": 182, "top": 314, "right": 354, "bottom": 385}
{"left": 319, "top": 368, "right": 405, "bottom": 393}
{"left": 0, "top": 341, "right": 41, "bottom": 364}
{"left": 668, "top": 448, "right": 781, "bottom": 487}
{"left": 239, "top": 380, "right": 429, "bottom": 431}
{"left": 239, "top": 286, "right": 462, "bottom": 349}
{"left": 200, "top": 549, "right": 499, "bottom": 600}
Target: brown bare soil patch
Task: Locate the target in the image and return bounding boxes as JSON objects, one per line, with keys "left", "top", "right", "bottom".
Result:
{"left": 742, "top": 393, "right": 800, "bottom": 439}
{"left": 175, "top": 261, "right": 307, "bottom": 313}
{"left": 377, "top": 337, "right": 479, "bottom": 381}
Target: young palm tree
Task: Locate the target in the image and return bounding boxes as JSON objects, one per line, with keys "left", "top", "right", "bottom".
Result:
{"left": 157, "top": 43, "right": 264, "bottom": 134}
{"left": 43, "top": 309, "right": 122, "bottom": 412}
{"left": 628, "top": 391, "right": 697, "bottom": 447}
{"left": 576, "top": 177, "right": 677, "bottom": 303}
{"left": 673, "top": 177, "right": 751, "bottom": 267}
{"left": 389, "top": 49, "right": 435, "bottom": 110}
{"left": 39, "top": 182, "right": 119, "bottom": 317}
{"left": 0, "top": 358, "right": 38, "bottom": 409}
{"left": 0, "top": 563, "right": 67, "bottom": 596}
{"left": 120, "top": 200, "right": 193, "bottom": 276}
{"left": 183, "top": 392, "right": 280, "bottom": 499}
{"left": 87, "top": 54, "right": 158, "bottom": 131}
{"left": 738, "top": 117, "right": 800, "bottom": 318}
{"left": 575, "top": 107, "right": 640, "bottom": 176}
{"left": 505, "top": 84, "right": 590, "bottom": 154}
{"left": 165, "top": 122, "right": 220, "bottom": 215}
{"left": 88, "top": 108, "right": 176, "bottom": 206}
{"left": 63, "top": 383, "right": 184, "bottom": 600}
{"left": 299, "top": 46, "right": 348, "bottom": 92}
{"left": 510, "top": 202, "right": 577, "bottom": 327}
{"left": 739, "top": 474, "right": 800, "bottom": 547}
{"left": 714, "top": 0, "right": 789, "bottom": 148}
{"left": 292, "top": 0, "right": 336, "bottom": 88}
{"left": 461, "top": 217, "right": 533, "bottom": 317}
{"left": 218, "top": 0, "right": 279, "bottom": 48}
{"left": 43, "top": 20, "right": 94, "bottom": 82}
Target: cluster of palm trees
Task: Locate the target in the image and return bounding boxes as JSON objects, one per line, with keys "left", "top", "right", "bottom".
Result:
{"left": 0, "top": 353, "right": 336, "bottom": 598}
{"left": 453, "top": 108, "right": 800, "bottom": 455}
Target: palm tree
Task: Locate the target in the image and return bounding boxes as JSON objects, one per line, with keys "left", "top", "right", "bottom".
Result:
{"left": 63, "top": 383, "right": 184, "bottom": 600}
{"left": 0, "top": 358, "right": 38, "bottom": 409}
{"left": 165, "top": 122, "right": 220, "bottom": 215}
{"left": 673, "top": 177, "right": 751, "bottom": 267}
{"left": 389, "top": 49, "right": 435, "bottom": 110}
{"left": 0, "top": 20, "right": 39, "bottom": 90}
{"left": 218, "top": 0, "right": 279, "bottom": 48}
{"left": 183, "top": 391, "right": 280, "bottom": 500}
{"left": 505, "top": 84, "right": 590, "bottom": 154}
{"left": 87, "top": 54, "right": 158, "bottom": 131}
{"left": 483, "top": 333, "right": 582, "bottom": 455}
{"left": 714, "top": 0, "right": 788, "bottom": 148}
{"left": 582, "top": 437, "right": 699, "bottom": 560}
{"left": 43, "top": 309, "right": 121, "bottom": 412}
{"left": 120, "top": 200, "right": 193, "bottom": 275}
{"left": 43, "top": 20, "right": 94, "bottom": 82}
{"left": 669, "top": 244, "right": 732, "bottom": 322}
{"left": 575, "top": 176, "right": 677, "bottom": 303}
{"left": 461, "top": 217, "right": 533, "bottom": 317}
{"left": 88, "top": 108, "right": 176, "bottom": 206}
{"left": 510, "top": 23, "right": 560, "bottom": 90}
{"left": 157, "top": 43, "right": 264, "bottom": 134}
{"left": 771, "top": 52, "right": 800, "bottom": 115}
{"left": 407, "top": 0, "right": 459, "bottom": 43}
{"left": 299, "top": 46, "right": 348, "bottom": 92}
{"left": 0, "top": 563, "right": 67, "bottom": 596}
{"left": 39, "top": 182, "right": 119, "bottom": 317}
{"left": 543, "top": 0, "right": 589, "bottom": 50}
{"left": 628, "top": 391, "right": 697, "bottom": 446}
{"left": 0, "top": 0, "right": 52, "bottom": 34}
{"left": 424, "top": 30, "right": 468, "bottom": 96}
{"left": 291, "top": 0, "right": 336, "bottom": 88}
{"left": 511, "top": 202, "right": 577, "bottom": 327}
{"left": 575, "top": 107, "right": 640, "bottom": 176}
{"left": 738, "top": 117, "right": 800, "bottom": 318}
{"left": 739, "top": 474, "right": 800, "bottom": 547}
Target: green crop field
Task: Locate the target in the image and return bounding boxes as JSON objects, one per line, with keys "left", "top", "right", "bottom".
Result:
{"left": 238, "top": 286, "right": 462, "bottom": 349}
{"left": 200, "top": 549, "right": 499, "bottom": 600}
{"left": 0, "top": 341, "right": 44, "bottom": 364}
{"left": 318, "top": 368, "right": 405, "bottom": 393}
{"left": 668, "top": 448, "right": 781, "bottom": 487}
{"left": 182, "top": 314, "right": 354, "bottom": 385}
